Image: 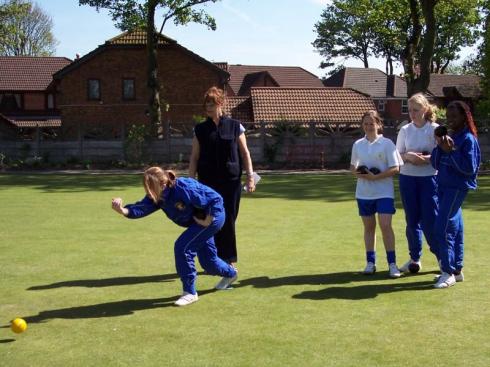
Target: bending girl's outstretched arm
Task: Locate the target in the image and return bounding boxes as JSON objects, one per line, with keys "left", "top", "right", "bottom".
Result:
{"left": 111, "top": 196, "right": 159, "bottom": 219}
{"left": 112, "top": 197, "right": 129, "bottom": 216}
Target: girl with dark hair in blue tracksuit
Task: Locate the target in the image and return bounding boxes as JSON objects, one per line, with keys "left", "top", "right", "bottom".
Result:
{"left": 111, "top": 167, "right": 237, "bottom": 306}
{"left": 431, "top": 101, "right": 481, "bottom": 289}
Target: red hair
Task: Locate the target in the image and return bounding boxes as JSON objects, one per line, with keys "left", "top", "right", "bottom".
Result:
{"left": 203, "top": 87, "right": 225, "bottom": 108}
{"left": 447, "top": 101, "right": 478, "bottom": 137}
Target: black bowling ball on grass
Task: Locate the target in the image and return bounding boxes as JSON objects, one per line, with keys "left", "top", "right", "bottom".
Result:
{"left": 408, "top": 262, "right": 421, "bottom": 274}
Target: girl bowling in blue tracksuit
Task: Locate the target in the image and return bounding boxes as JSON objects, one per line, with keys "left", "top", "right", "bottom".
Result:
{"left": 430, "top": 101, "right": 481, "bottom": 289}
{"left": 111, "top": 166, "right": 237, "bottom": 306}
{"left": 396, "top": 93, "right": 439, "bottom": 274}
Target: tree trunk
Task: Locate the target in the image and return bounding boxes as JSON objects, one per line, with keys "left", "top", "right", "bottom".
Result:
{"left": 440, "top": 59, "right": 451, "bottom": 74}
{"left": 402, "top": 0, "right": 438, "bottom": 97}
{"left": 401, "top": 0, "right": 422, "bottom": 97}
{"left": 147, "top": 0, "right": 162, "bottom": 138}
{"left": 416, "top": 0, "right": 438, "bottom": 94}
{"left": 362, "top": 46, "right": 369, "bottom": 68}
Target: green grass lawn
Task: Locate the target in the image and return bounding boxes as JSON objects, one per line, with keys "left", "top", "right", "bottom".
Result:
{"left": 1, "top": 172, "right": 489, "bottom": 367}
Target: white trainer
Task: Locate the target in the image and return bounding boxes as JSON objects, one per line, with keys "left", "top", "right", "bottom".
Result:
{"left": 174, "top": 292, "right": 199, "bottom": 306}
{"left": 363, "top": 262, "right": 376, "bottom": 275}
{"left": 215, "top": 273, "right": 238, "bottom": 290}
{"left": 435, "top": 271, "right": 464, "bottom": 282}
{"left": 454, "top": 271, "right": 464, "bottom": 282}
{"left": 389, "top": 263, "right": 401, "bottom": 278}
{"left": 434, "top": 272, "right": 456, "bottom": 288}
{"left": 399, "top": 259, "right": 422, "bottom": 274}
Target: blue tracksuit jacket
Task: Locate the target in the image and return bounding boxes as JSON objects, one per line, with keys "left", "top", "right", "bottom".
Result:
{"left": 124, "top": 177, "right": 224, "bottom": 226}
{"left": 430, "top": 127, "right": 480, "bottom": 190}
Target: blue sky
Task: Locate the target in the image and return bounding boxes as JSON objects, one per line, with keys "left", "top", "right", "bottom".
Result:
{"left": 36, "top": 0, "right": 410, "bottom": 77}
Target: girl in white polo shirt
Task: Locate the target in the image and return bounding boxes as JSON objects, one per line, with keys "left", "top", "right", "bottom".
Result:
{"left": 350, "top": 110, "right": 403, "bottom": 278}
{"left": 396, "top": 93, "right": 439, "bottom": 275}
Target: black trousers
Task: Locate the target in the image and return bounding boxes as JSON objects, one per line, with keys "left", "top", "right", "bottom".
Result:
{"left": 200, "top": 178, "right": 242, "bottom": 263}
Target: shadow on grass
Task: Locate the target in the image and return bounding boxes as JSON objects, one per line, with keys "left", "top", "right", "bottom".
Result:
{"left": 0, "top": 174, "right": 141, "bottom": 193}
{"left": 28, "top": 273, "right": 180, "bottom": 290}
{"left": 0, "top": 339, "right": 15, "bottom": 344}
{"left": 293, "top": 280, "right": 434, "bottom": 300}
{"left": 237, "top": 270, "right": 437, "bottom": 289}
{"left": 238, "top": 271, "right": 437, "bottom": 300}
{"left": 2, "top": 289, "right": 217, "bottom": 326}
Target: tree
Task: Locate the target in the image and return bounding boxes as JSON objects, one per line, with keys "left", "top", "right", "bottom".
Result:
{"left": 476, "top": 0, "right": 490, "bottom": 118}
{"left": 401, "top": 0, "right": 439, "bottom": 96}
{"left": 79, "top": 0, "right": 221, "bottom": 136}
{"left": 431, "top": 0, "right": 481, "bottom": 74}
{"left": 313, "top": 0, "right": 377, "bottom": 69}
{"left": 0, "top": 0, "right": 58, "bottom": 56}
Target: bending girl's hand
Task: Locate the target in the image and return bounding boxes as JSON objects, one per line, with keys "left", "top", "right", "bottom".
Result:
{"left": 194, "top": 214, "right": 213, "bottom": 227}
{"left": 111, "top": 197, "right": 128, "bottom": 216}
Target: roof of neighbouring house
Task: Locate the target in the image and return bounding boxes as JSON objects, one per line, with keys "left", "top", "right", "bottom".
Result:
{"left": 0, "top": 56, "right": 72, "bottom": 91}
{"left": 54, "top": 30, "right": 228, "bottom": 80}
{"left": 226, "top": 65, "right": 324, "bottom": 95}
{"left": 428, "top": 74, "right": 481, "bottom": 98}
{"left": 245, "top": 87, "right": 375, "bottom": 123}
{"left": 324, "top": 68, "right": 393, "bottom": 98}
{"left": 325, "top": 67, "right": 481, "bottom": 100}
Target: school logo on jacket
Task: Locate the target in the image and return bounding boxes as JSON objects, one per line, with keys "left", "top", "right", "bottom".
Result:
{"left": 175, "top": 202, "right": 186, "bottom": 211}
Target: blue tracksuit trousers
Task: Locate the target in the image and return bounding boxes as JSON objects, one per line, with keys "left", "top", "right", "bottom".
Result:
{"left": 434, "top": 187, "right": 467, "bottom": 274}
{"left": 174, "top": 210, "right": 237, "bottom": 295}
{"left": 399, "top": 174, "right": 439, "bottom": 262}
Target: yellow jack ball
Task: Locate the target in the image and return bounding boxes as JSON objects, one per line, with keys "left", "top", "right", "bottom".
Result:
{"left": 11, "top": 318, "right": 27, "bottom": 334}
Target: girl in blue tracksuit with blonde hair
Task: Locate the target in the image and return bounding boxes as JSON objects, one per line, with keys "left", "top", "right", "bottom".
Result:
{"left": 431, "top": 101, "right": 481, "bottom": 289}
{"left": 111, "top": 167, "right": 237, "bottom": 306}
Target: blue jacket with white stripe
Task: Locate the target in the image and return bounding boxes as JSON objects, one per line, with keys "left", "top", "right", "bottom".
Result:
{"left": 431, "top": 127, "right": 481, "bottom": 190}
{"left": 124, "top": 177, "right": 224, "bottom": 227}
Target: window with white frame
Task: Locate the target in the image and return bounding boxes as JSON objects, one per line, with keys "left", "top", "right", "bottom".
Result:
{"left": 377, "top": 99, "right": 386, "bottom": 112}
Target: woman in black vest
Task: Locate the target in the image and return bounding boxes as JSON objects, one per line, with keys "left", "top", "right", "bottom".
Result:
{"left": 189, "top": 87, "right": 255, "bottom": 288}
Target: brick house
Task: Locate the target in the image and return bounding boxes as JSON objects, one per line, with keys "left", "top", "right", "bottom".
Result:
{"left": 325, "top": 67, "right": 481, "bottom": 121}
{"left": 53, "top": 30, "right": 229, "bottom": 139}
{"left": 0, "top": 56, "right": 71, "bottom": 138}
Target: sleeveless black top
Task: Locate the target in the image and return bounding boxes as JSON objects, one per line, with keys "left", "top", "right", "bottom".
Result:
{"left": 194, "top": 116, "right": 242, "bottom": 182}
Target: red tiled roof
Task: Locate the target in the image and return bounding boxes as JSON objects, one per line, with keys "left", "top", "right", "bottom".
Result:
{"left": 105, "top": 30, "right": 176, "bottom": 45}
{"left": 249, "top": 87, "right": 375, "bottom": 123}
{"left": 223, "top": 96, "right": 253, "bottom": 122}
{"left": 227, "top": 65, "right": 324, "bottom": 95}
{"left": 2, "top": 115, "right": 61, "bottom": 128}
{"left": 0, "top": 56, "right": 72, "bottom": 91}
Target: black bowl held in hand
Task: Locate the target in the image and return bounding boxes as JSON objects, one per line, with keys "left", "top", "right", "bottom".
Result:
{"left": 193, "top": 207, "right": 207, "bottom": 220}
{"left": 356, "top": 165, "right": 369, "bottom": 174}
{"left": 369, "top": 167, "right": 381, "bottom": 175}
{"left": 434, "top": 125, "right": 448, "bottom": 137}
{"left": 421, "top": 151, "right": 430, "bottom": 155}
